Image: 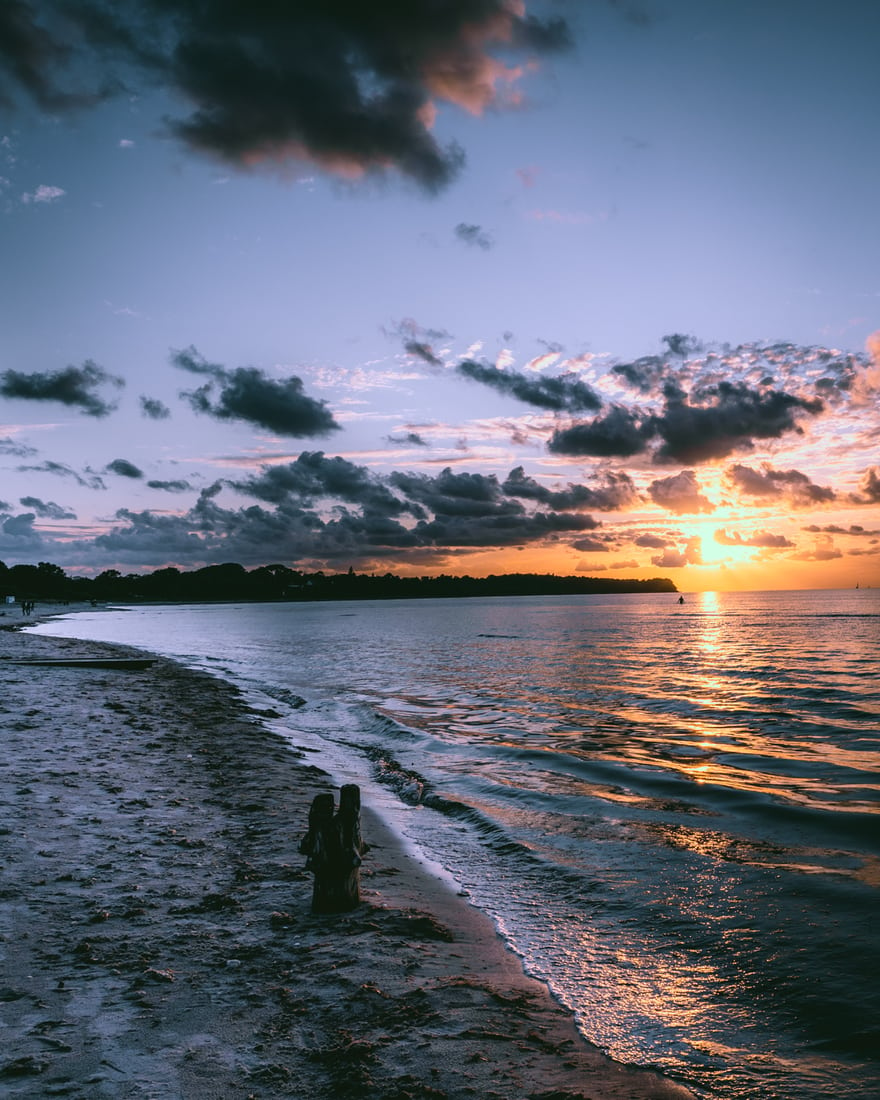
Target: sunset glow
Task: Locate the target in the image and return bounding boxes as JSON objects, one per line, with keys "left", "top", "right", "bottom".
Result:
{"left": 0, "top": 2, "right": 877, "bottom": 589}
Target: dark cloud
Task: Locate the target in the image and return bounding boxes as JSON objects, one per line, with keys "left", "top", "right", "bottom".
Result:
{"left": 661, "top": 333, "right": 702, "bottom": 358}
{"left": 634, "top": 533, "right": 667, "bottom": 548}
{"left": 404, "top": 341, "right": 443, "bottom": 367}
{"left": 173, "top": 346, "right": 339, "bottom": 437}
{"left": 221, "top": 454, "right": 605, "bottom": 564}
{"left": 502, "top": 466, "right": 637, "bottom": 511}
{"left": 388, "top": 431, "right": 429, "bottom": 447}
{"left": 2, "top": 2, "right": 570, "bottom": 191}
{"left": 233, "top": 451, "right": 413, "bottom": 517}
{"left": 725, "top": 463, "right": 836, "bottom": 507}
{"left": 714, "top": 529, "right": 794, "bottom": 549}
{"left": 802, "top": 524, "right": 880, "bottom": 537}
{"left": 90, "top": 468, "right": 600, "bottom": 569}
{"left": 0, "top": 360, "right": 124, "bottom": 417}
{"left": 408, "top": 506, "right": 600, "bottom": 549}
{"left": 651, "top": 381, "right": 824, "bottom": 464}
{"left": 457, "top": 360, "right": 602, "bottom": 413}
{"left": 455, "top": 223, "right": 493, "bottom": 250}
{"left": 648, "top": 470, "right": 714, "bottom": 514}
{"left": 146, "top": 479, "right": 193, "bottom": 493}
{"left": 18, "top": 496, "right": 76, "bottom": 520}
{"left": 16, "top": 460, "right": 106, "bottom": 490}
{"left": 725, "top": 463, "right": 783, "bottom": 499}
{"left": 0, "top": 435, "right": 38, "bottom": 458}
{"left": 549, "top": 406, "right": 648, "bottom": 457}
{"left": 571, "top": 536, "right": 608, "bottom": 552}
{"left": 1, "top": 512, "right": 42, "bottom": 549}
{"left": 383, "top": 466, "right": 601, "bottom": 548}
{"left": 0, "top": 2, "right": 106, "bottom": 112}
{"left": 611, "top": 356, "right": 665, "bottom": 394}
{"left": 389, "top": 466, "right": 516, "bottom": 519}
{"left": 555, "top": 342, "right": 832, "bottom": 463}
{"left": 106, "top": 458, "right": 143, "bottom": 479}
{"left": 94, "top": 506, "right": 219, "bottom": 564}
{"left": 140, "top": 395, "right": 171, "bottom": 420}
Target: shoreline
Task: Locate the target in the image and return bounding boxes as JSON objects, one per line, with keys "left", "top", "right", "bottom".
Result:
{"left": 1, "top": 615, "right": 696, "bottom": 1098}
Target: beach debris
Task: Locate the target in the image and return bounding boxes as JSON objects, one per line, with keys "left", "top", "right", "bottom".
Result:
{"left": 299, "top": 784, "right": 368, "bottom": 913}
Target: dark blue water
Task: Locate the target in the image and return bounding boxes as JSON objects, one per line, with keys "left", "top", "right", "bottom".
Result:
{"left": 32, "top": 589, "right": 880, "bottom": 1099}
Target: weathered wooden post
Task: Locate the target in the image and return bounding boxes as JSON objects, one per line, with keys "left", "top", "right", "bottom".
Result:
{"left": 299, "top": 784, "right": 367, "bottom": 913}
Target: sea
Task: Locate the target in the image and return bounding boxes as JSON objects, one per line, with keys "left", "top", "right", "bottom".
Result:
{"left": 29, "top": 588, "right": 880, "bottom": 1100}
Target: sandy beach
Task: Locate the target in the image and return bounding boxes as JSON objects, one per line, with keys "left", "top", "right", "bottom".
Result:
{"left": 1, "top": 615, "right": 696, "bottom": 1099}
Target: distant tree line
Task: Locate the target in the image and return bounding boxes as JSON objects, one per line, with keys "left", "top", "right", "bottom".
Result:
{"left": 0, "top": 559, "right": 677, "bottom": 605}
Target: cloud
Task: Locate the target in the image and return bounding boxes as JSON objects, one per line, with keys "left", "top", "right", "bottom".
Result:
{"left": 850, "top": 330, "right": 880, "bottom": 405}
{"left": 502, "top": 466, "right": 637, "bottom": 511}
{"left": 173, "top": 346, "right": 339, "bottom": 437}
{"left": 611, "top": 355, "right": 666, "bottom": 394}
{"left": 548, "top": 406, "right": 649, "bottom": 457}
{"left": 789, "top": 534, "right": 843, "bottom": 562}
{"left": 802, "top": 523, "right": 880, "bottom": 537}
{"left": 16, "top": 460, "right": 106, "bottom": 490}
{"left": 106, "top": 458, "right": 144, "bottom": 479}
{"left": 661, "top": 333, "right": 702, "bottom": 358}
{"left": 851, "top": 466, "right": 880, "bottom": 504}
{"left": 725, "top": 463, "right": 836, "bottom": 507}
{"left": 714, "top": 529, "right": 794, "bottom": 549}
{"left": 0, "top": 435, "right": 38, "bottom": 458}
{"left": 2, "top": 2, "right": 570, "bottom": 191}
{"left": 651, "top": 537, "right": 702, "bottom": 568}
{"left": 455, "top": 223, "right": 493, "bottom": 250}
{"left": 1, "top": 512, "right": 41, "bottom": 546}
{"left": 651, "top": 380, "right": 824, "bottom": 464}
{"left": 18, "top": 496, "right": 76, "bottom": 520}
{"left": 634, "top": 533, "right": 668, "bottom": 548}
{"left": 648, "top": 470, "right": 714, "bottom": 514}
{"left": 0, "top": 360, "right": 124, "bottom": 416}
{"left": 225, "top": 455, "right": 612, "bottom": 565}
{"left": 571, "top": 536, "right": 608, "bottom": 552}
{"left": 90, "top": 460, "right": 602, "bottom": 568}
{"left": 233, "top": 451, "right": 414, "bottom": 516}
{"left": 140, "top": 395, "right": 171, "bottom": 420}
{"left": 146, "top": 479, "right": 193, "bottom": 493}
{"left": 404, "top": 341, "right": 444, "bottom": 368}
{"left": 457, "top": 360, "right": 602, "bottom": 412}
{"left": 21, "top": 183, "right": 65, "bottom": 203}
{"left": 724, "top": 463, "right": 784, "bottom": 499}
{"left": 389, "top": 466, "right": 517, "bottom": 518}
{"left": 388, "top": 431, "right": 429, "bottom": 447}
{"left": 552, "top": 342, "right": 831, "bottom": 462}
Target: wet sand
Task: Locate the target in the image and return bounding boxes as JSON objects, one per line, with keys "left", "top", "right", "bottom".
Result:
{"left": 1, "top": 619, "right": 696, "bottom": 1099}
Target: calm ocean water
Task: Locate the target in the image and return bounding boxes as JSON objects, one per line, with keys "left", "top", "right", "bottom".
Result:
{"left": 31, "top": 589, "right": 880, "bottom": 1099}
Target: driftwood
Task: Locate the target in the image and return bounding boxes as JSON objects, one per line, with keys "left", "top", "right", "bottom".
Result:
{"left": 299, "top": 784, "right": 368, "bottom": 913}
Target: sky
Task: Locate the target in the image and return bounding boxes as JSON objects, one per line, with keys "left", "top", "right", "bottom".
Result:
{"left": 1, "top": 0, "right": 878, "bottom": 592}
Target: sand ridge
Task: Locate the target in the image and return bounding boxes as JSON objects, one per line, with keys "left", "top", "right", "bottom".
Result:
{"left": 1, "top": 623, "right": 696, "bottom": 1099}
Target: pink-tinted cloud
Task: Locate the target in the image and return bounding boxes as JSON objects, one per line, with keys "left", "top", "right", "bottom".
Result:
{"left": 648, "top": 470, "right": 714, "bottom": 514}
{"left": 714, "top": 529, "right": 794, "bottom": 549}
{"left": 651, "top": 537, "right": 702, "bottom": 568}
